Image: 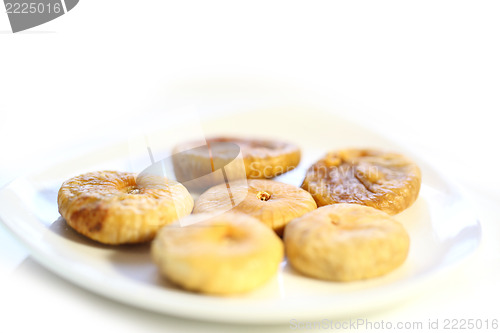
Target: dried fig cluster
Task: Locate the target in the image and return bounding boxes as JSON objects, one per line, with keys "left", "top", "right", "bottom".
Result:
{"left": 57, "top": 136, "right": 421, "bottom": 294}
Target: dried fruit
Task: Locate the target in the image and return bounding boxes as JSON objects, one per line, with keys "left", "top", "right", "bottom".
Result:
{"left": 57, "top": 171, "right": 194, "bottom": 244}
{"left": 301, "top": 148, "right": 421, "bottom": 215}
{"left": 194, "top": 179, "right": 317, "bottom": 236}
{"left": 151, "top": 212, "right": 284, "bottom": 294}
{"left": 284, "top": 203, "right": 410, "bottom": 282}
{"left": 172, "top": 137, "right": 301, "bottom": 188}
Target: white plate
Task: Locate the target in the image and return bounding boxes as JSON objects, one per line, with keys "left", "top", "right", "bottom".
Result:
{"left": 0, "top": 107, "right": 481, "bottom": 323}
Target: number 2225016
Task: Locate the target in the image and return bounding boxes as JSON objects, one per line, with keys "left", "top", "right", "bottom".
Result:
{"left": 5, "top": 2, "right": 62, "bottom": 14}
{"left": 443, "top": 319, "right": 498, "bottom": 330}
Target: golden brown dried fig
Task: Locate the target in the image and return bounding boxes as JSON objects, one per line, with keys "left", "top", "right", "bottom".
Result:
{"left": 301, "top": 148, "right": 421, "bottom": 215}
{"left": 152, "top": 212, "right": 284, "bottom": 295}
{"left": 172, "top": 137, "right": 301, "bottom": 184}
{"left": 193, "top": 179, "right": 317, "bottom": 236}
{"left": 284, "top": 203, "right": 410, "bottom": 282}
{"left": 57, "top": 171, "right": 193, "bottom": 244}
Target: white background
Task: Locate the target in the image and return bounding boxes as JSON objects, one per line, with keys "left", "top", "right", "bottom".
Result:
{"left": 1, "top": 1, "right": 499, "bottom": 332}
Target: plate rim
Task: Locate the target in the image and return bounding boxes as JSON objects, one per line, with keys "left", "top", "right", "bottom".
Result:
{"left": 0, "top": 108, "right": 482, "bottom": 324}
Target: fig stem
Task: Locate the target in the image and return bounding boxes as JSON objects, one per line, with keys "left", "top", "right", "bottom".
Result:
{"left": 256, "top": 191, "right": 271, "bottom": 201}
{"left": 128, "top": 187, "right": 141, "bottom": 195}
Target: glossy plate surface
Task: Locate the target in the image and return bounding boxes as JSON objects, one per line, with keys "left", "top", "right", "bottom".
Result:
{"left": 0, "top": 107, "right": 481, "bottom": 323}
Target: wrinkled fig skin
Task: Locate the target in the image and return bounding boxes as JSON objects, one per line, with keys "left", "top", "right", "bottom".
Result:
{"left": 172, "top": 136, "right": 301, "bottom": 182}
{"left": 57, "top": 171, "right": 194, "bottom": 245}
{"left": 152, "top": 212, "right": 284, "bottom": 295}
{"left": 284, "top": 204, "right": 410, "bottom": 282}
{"left": 301, "top": 149, "right": 421, "bottom": 215}
{"left": 194, "top": 179, "right": 317, "bottom": 236}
